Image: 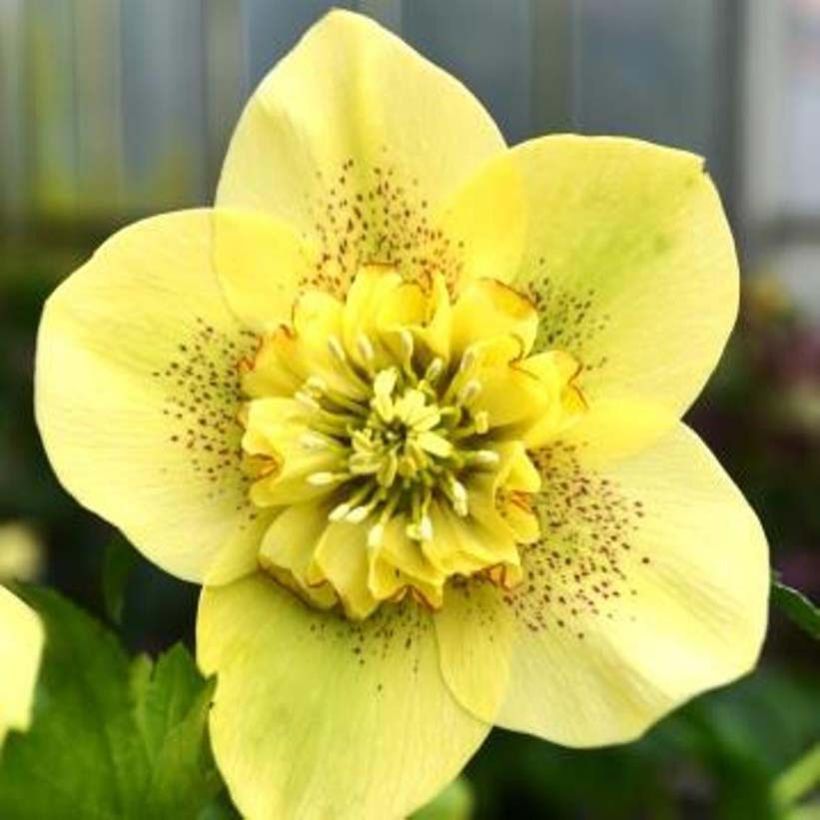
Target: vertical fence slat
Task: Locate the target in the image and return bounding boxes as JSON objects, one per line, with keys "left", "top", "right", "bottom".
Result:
{"left": 401, "top": 0, "right": 533, "bottom": 144}
{"left": 0, "top": 0, "right": 28, "bottom": 228}
{"left": 27, "top": 0, "right": 80, "bottom": 220}
{"left": 73, "top": 0, "right": 124, "bottom": 220}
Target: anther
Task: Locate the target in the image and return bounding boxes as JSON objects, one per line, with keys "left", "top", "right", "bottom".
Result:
{"left": 306, "top": 471, "right": 347, "bottom": 487}
{"left": 473, "top": 411, "right": 490, "bottom": 434}
{"left": 459, "top": 348, "right": 476, "bottom": 373}
{"left": 457, "top": 379, "right": 482, "bottom": 406}
{"left": 300, "top": 432, "right": 331, "bottom": 450}
{"left": 449, "top": 477, "right": 469, "bottom": 516}
{"left": 329, "top": 502, "right": 351, "bottom": 522}
{"left": 424, "top": 357, "right": 444, "bottom": 384}
{"left": 346, "top": 505, "right": 372, "bottom": 524}
{"left": 328, "top": 335, "right": 347, "bottom": 363}
{"left": 304, "top": 375, "right": 327, "bottom": 395}
{"left": 367, "top": 523, "right": 384, "bottom": 549}
{"left": 399, "top": 329, "right": 414, "bottom": 363}
{"left": 295, "top": 391, "right": 321, "bottom": 411}
{"left": 356, "top": 333, "right": 376, "bottom": 367}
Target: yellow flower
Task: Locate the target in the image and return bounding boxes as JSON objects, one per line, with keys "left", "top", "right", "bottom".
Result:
{"left": 35, "top": 11, "right": 769, "bottom": 819}
{"left": 0, "top": 587, "right": 43, "bottom": 748}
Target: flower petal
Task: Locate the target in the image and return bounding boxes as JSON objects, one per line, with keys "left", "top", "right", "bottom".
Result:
{"left": 435, "top": 424, "right": 769, "bottom": 743}
{"left": 212, "top": 208, "right": 320, "bottom": 332}
{"left": 197, "top": 576, "right": 489, "bottom": 819}
{"left": 0, "top": 587, "right": 44, "bottom": 746}
{"left": 443, "top": 136, "right": 738, "bottom": 428}
{"left": 35, "top": 210, "right": 271, "bottom": 585}
{"left": 217, "top": 10, "right": 505, "bottom": 296}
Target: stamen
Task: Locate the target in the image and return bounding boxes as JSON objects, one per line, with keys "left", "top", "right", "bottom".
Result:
{"left": 304, "top": 375, "right": 327, "bottom": 395}
{"left": 399, "top": 329, "right": 414, "bottom": 363}
{"left": 295, "top": 390, "right": 321, "bottom": 411}
{"left": 356, "top": 333, "right": 376, "bottom": 370}
{"left": 473, "top": 411, "right": 490, "bottom": 434}
{"left": 459, "top": 348, "right": 476, "bottom": 373}
{"left": 424, "top": 357, "right": 444, "bottom": 384}
{"left": 328, "top": 335, "right": 347, "bottom": 363}
{"left": 367, "top": 523, "right": 384, "bottom": 549}
{"left": 457, "top": 379, "right": 482, "bottom": 406}
{"left": 448, "top": 476, "right": 469, "bottom": 516}
{"left": 306, "top": 471, "right": 348, "bottom": 487}
{"left": 328, "top": 502, "right": 352, "bottom": 522}
{"left": 300, "top": 432, "right": 334, "bottom": 451}
{"left": 471, "top": 449, "right": 500, "bottom": 467}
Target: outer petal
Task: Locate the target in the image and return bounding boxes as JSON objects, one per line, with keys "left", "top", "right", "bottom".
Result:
{"left": 35, "top": 210, "right": 272, "bottom": 585}
{"left": 435, "top": 424, "right": 769, "bottom": 744}
{"left": 0, "top": 587, "right": 44, "bottom": 746}
{"left": 442, "top": 136, "right": 739, "bottom": 429}
{"left": 197, "top": 576, "right": 489, "bottom": 820}
{"left": 217, "top": 10, "right": 505, "bottom": 297}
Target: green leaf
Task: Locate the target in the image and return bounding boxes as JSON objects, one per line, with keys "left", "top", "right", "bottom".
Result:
{"left": 101, "top": 538, "right": 138, "bottom": 625}
{"left": 0, "top": 585, "right": 227, "bottom": 819}
{"left": 774, "top": 744, "right": 820, "bottom": 813}
{"left": 412, "top": 777, "right": 474, "bottom": 820}
{"left": 771, "top": 579, "right": 820, "bottom": 640}
{"left": 132, "top": 646, "right": 223, "bottom": 817}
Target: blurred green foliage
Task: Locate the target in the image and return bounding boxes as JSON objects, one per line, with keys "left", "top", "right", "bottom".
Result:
{"left": 1, "top": 238, "right": 818, "bottom": 818}
{"left": 0, "top": 585, "right": 227, "bottom": 819}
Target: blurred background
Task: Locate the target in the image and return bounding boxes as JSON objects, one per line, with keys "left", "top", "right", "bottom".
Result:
{"left": 1, "top": 1, "right": 819, "bottom": 817}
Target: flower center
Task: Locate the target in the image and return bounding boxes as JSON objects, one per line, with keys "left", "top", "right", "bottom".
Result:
{"left": 237, "top": 267, "right": 586, "bottom": 619}
{"left": 301, "top": 339, "right": 500, "bottom": 550}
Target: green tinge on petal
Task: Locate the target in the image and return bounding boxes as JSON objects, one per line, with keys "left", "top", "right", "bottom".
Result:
{"left": 198, "top": 576, "right": 489, "bottom": 819}
{"left": 442, "top": 135, "right": 739, "bottom": 442}
{"left": 435, "top": 424, "right": 768, "bottom": 745}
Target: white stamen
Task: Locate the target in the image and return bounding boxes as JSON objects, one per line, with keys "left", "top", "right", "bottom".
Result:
{"left": 329, "top": 502, "right": 351, "bottom": 522}
{"left": 473, "top": 449, "right": 500, "bottom": 467}
{"left": 295, "top": 390, "right": 321, "bottom": 411}
{"left": 306, "top": 471, "right": 345, "bottom": 487}
{"left": 346, "top": 505, "right": 371, "bottom": 524}
{"left": 459, "top": 348, "right": 476, "bottom": 373}
{"left": 473, "top": 411, "right": 490, "bottom": 434}
{"left": 305, "top": 375, "right": 327, "bottom": 395}
{"left": 328, "top": 335, "right": 347, "bottom": 363}
{"left": 356, "top": 333, "right": 375, "bottom": 365}
{"left": 425, "top": 357, "right": 444, "bottom": 384}
{"left": 450, "top": 479, "right": 469, "bottom": 516}
{"left": 399, "top": 329, "right": 414, "bottom": 362}
{"left": 458, "top": 379, "right": 482, "bottom": 406}
{"left": 367, "top": 523, "right": 384, "bottom": 549}
{"left": 300, "top": 432, "right": 330, "bottom": 450}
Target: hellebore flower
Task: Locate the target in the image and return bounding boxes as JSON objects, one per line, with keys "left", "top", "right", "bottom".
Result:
{"left": 0, "top": 587, "right": 43, "bottom": 748}
{"left": 35, "top": 11, "right": 769, "bottom": 818}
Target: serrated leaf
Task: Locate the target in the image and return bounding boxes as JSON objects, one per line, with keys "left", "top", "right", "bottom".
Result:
{"left": 0, "top": 585, "right": 227, "bottom": 819}
{"left": 772, "top": 580, "right": 820, "bottom": 640}
{"left": 134, "top": 645, "right": 222, "bottom": 816}
{"left": 0, "top": 585, "right": 148, "bottom": 819}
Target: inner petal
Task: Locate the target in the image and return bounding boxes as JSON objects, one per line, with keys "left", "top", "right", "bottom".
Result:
{"left": 241, "top": 267, "right": 586, "bottom": 619}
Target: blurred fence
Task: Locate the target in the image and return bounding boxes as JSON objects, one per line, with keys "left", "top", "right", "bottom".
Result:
{"left": 2, "top": 0, "right": 820, "bottom": 316}
{"left": 1, "top": 0, "right": 740, "bottom": 228}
